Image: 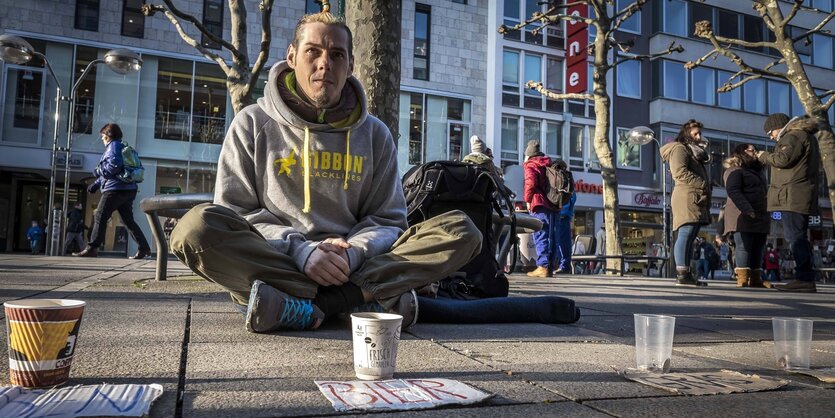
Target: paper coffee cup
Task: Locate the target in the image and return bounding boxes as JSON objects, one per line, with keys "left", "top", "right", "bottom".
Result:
{"left": 4, "top": 299, "right": 86, "bottom": 388}
{"left": 351, "top": 312, "right": 403, "bottom": 380}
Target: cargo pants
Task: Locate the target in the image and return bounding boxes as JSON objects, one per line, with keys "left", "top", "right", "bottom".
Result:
{"left": 170, "top": 204, "right": 482, "bottom": 309}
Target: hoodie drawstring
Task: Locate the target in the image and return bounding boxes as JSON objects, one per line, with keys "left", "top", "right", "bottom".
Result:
{"left": 303, "top": 127, "right": 311, "bottom": 213}
{"left": 344, "top": 129, "right": 351, "bottom": 190}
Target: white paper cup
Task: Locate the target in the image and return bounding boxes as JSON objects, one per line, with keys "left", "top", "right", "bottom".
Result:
{"left": 634, "top": 314, "right": 675, "bottom": 373}
{"left": 772, "top": 317, "right": 813, "bottom": 369}
{"left": 351, "top": 312, "right": 403, "bottom": 380}
{"left": 4, "top": 299, "right": 86, "bottom": 388}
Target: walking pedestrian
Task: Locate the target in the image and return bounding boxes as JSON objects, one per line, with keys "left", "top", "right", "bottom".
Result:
{"left": 660, "top": 119, "right": 711, "bottom": 286}
{"left": 64, "top": 202, "right": 86, "bottom": 255}
{"left": 757, "top": 113, "right": 821, "bottom": 292}
{"left": 524, "top": 140, "right": 560, "bottom": 278}
{"left": 764, "top": 243, "right": 781, "bottom": 283}
{"left": 73, "top": 123, "right": 151, "bottom": 259}
{"left": 26, "top": 220, "right": 43, "bottom": 255}
{"left": 723, "top": 144, "right": 770, "bottom": 288}
{"left": 554, "top": 159, "right": 576, "bottom": 275}
{"left": 594, "top": 225, "right": 606, "bottom": 274}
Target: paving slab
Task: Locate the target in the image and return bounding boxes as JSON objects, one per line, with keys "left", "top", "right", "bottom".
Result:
{"left": 585, "top": 388, "right": 835, "bottom": 418}
{"left": 408, "top": 322, "right": 612, "bottom": 343}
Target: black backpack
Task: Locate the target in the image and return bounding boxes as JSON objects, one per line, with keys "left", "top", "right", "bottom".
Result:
{"left": 543, "top": 164, "right": 574, "bottom": 208}
{"left": 402, "top": 161, "right": 515, "bottom": 299}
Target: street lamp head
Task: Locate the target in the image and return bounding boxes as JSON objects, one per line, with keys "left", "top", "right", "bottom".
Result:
{"left": 104, "top": 48, "right": 142, "bottom": 75}
{"left": 626, "top": 126, "right": 655, "bottom": 146}
{"left": 0, "top": 34, "right": 35, "bottom": 65}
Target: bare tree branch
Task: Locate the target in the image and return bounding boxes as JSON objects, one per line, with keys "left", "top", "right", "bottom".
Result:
{"left": 792, "top": 9, "right": 835, "bottom": 42}
{"left": 146, "top": 0, "right": 246, "bottom": 64}
{"left": 248, "top": 0, "right": 275, "bottom": 94}
{"left": 498, "top": 1, "right": 595, "bottom": 36}
{"left": 693, "top": 19, "right": 777, "bottom": 49}
{"left": 611, "top": 0, "right": 647, "bottom": 32}
{"left": 763, "top": 57, "right": 786, "bottom": 72}
{"left": 686, "top": 20, "right": 785, "bottom": 81}
{"left": 780, "top": 0, "right": 805, "bottom": 27}
{"left": 526, "top": 81, "right": 593, "bottom": 101}
{"left": 610, "top": 41, "right": 683, "bottom": 69}
{"left": 143, "top": 4, "right": 230, "bottom": 73}
{"left": 820, "top": 90, "right": 835, "bottom": 111}
{"left": 719, "top": 72, "right": 762, "bottom": 93}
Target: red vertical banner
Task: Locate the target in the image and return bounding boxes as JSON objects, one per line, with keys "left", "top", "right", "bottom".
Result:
{"left": 565, "top": 5, "right": 589, "bottom": 94}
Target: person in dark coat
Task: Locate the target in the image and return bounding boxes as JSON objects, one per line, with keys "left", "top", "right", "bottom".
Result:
{"left": 64, "top": 202, "right": 87, "bottom": 255}
{"left": 723, "top": 144, "right": 771, "bottom": 288}
{"left": 659, "top": 119, "right": 711, "bottom": 286}
{"left": 757, "top": 114, "right": 821, "bottom": 292}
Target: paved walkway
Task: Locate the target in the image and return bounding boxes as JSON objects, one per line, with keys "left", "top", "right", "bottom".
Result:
{"left": 1, "top": 254, "right": 834, "bottom": 417}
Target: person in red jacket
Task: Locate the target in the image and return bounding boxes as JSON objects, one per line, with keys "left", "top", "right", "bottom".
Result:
{"left": 764, "top": 243, "right": 781, "bottom": 283}
{"left": 523, "top": 140, "right": 561, "bottom": 278}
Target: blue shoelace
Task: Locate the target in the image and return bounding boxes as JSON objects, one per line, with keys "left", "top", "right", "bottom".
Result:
{"left": 279, "top": 297, "right": 316, "bottom": 329}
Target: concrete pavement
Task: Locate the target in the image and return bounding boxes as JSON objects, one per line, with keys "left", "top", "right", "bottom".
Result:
{"left": 1, "top": 253, "right": 834, "bottom": 417}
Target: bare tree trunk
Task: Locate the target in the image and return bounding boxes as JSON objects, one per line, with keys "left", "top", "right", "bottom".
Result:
{"left": 344, "top": 0, "right": 401, "bottom": 139}
{"left": 591, "top": 25, "right": 623, "bottom": 275}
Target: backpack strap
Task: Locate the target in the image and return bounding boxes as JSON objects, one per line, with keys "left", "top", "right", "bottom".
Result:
{"left": 406, "top": 163, "right": 444, "bottom": 223}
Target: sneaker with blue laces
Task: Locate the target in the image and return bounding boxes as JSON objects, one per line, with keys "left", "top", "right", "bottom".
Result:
{"left": 351, "top": 290, "right": 418, "bottom": 329}
{"left": 245, "top": 280, "right": 325, "bottom": 333}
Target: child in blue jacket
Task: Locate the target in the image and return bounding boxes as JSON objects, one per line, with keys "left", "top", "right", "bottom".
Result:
{"left": 26, "top": 220, "right": 43, "bottom": 255}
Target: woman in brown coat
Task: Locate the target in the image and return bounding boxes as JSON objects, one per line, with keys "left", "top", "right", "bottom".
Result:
{"left": 723, "top": 144, "right": 770, "bottom": 288}
{"left": 660, "top": 120, "right": 711, "bottom": 286}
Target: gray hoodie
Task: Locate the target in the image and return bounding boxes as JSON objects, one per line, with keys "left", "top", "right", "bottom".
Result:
{"left": 214, "top": 62, "right": 407, "bottom": 273}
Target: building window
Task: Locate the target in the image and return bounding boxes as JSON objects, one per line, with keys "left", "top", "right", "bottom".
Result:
{"left": 689, "top": 1, "right": 712, "bottom": 37}
{"left": 791, "top": 86, "right": 805, "bottom": 117}
{"left": 663, "top": 0, "right": 687, "bottom": 37}
{"left": 546, "top": 121, "right": 562, "bottom": 157}
{"left": 122, "top": 0, "right": 145, "bottom": 38}
{"left": 502, "top": 49, "right": 520, "bottom": 107}
{"left": 617, "top": 127, "right": 641, "bottom": 169}
{"left": 616, "top": 0, "right": 641, "bottom": 33}
{"left": 545, "top": 57, "right": 563, "bottom": 112}
{"left": 790, "top": 26, "right": 813, "bottom": 64}
{"left": 523, "top": 53, "right": 542, "bottom": 109}
{"left": 305, "top": 0, "right": 322, "bottom": 13}
{"left": 75, "top": 0, "right": 100, "bottom": 31}
{"left": 192, "top": 63, "right": 228, "bottom": 144}
{"left": 691, "top": 66, "right": 715, "bottom": 106}
{"left": 743, "top": 78, "right": 766, "bottom": 114}
{"left": 202, "top": 0, "right": 224, "bottom": 50}
{"left": 717, "top": 70, "right": 741, "bottom": 110}
{"left": 524, "top": 119, "right": 541, "bottom": 158}
{"left": 616, "top": 58, "right": 640, "bottom": 99}
{"left": 663, "top": 60, "right": 687, "bottom": 100}
{"left": 156, "top": 58, "right": 194, "bottom": 141}
{"left": 743, "top": 15, "right": 765, "bottom": 53}
{"left": 452, "top": 0, "right": 467, "bottom": 4}
{"left": 397, "top": 92, "right": 470, "bottom": 167}
{"left": 73, "top": 46, "right": 99, "bottom": 135}
{"left": 813, "top": 34, "right": 833, "bottom": 68}
{"left": 716, "top": 9, "right": 739, "bottom": 39}
{"left": 524, "top": 0, "right": 544, "bottom": 44}
{"left": 503, "top": 0, "right": 522, "bottom": 41}
{"left": 501, "top": 116, "right": 520, "bottom": 169}
{"left": 569, "top": 124, "right": 585, "bottom": 169}
{"left": 768, "top": 80, "right": 790, "bottom": 115}
{"left": 414, "top": 4, "right": 431, "bottom": 80}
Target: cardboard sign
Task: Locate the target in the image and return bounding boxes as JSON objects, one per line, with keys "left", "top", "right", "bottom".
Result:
{"left": 0, "top": 384, "right": 163, "bottom": 417}
{"left": 787, "top": 367, "right": 835, "bottom": 383}
{"left": 315, "top": 378, "right": 493, "bottom": 412}
{"left": 619, "top": 369, "right": 788, "bottom": 396}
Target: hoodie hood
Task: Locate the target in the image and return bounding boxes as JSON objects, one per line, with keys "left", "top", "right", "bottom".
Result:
{"left": 257, "top": 61, "right": 368, "bottom": 132}
{"left": 659, "top": 141, "right": 681, "bottom": 163}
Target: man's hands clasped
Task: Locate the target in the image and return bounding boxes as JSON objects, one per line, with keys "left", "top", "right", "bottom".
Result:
{"left": 304, "top": 237, "right": 352, "bottom": 287}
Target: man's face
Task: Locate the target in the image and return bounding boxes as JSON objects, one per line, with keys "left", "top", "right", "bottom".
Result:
{"left": 768, "top": 129, "right": 780, "bottom": 141}
{"left": 287, "top": 22, "right": 353, "bottom": 109}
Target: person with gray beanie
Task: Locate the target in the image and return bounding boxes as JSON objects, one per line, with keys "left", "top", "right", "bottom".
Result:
{"left": 757, "top": 113, "right": 821, "bottom": 292}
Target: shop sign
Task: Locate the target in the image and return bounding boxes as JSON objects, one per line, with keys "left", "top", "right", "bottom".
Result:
{"left": 565, "top": 3, "right": 588, "bottom": 94}
{"left": 772, "top": 211, "right": 822, "bottom": 227}
{"left": 633, "top": 192, "right": 661, "bottom": 208}
{"left": 56, "top": 153, "right": 84, "bottom": 169}
{"left": 575, "top": 179, "right": 603, "bottom": 194}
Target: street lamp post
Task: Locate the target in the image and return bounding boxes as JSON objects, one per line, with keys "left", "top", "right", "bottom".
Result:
{"left": 627, "top": 126, "right": 670, "bottom": 277}
{"left": 60, "top": 48, "right": 143, "bottom": 253}
{"left": 0, "top": 34, "right": 66, "bottom": 255}
{"left": 0, "top": 36, "right": 142, "bottom": 255}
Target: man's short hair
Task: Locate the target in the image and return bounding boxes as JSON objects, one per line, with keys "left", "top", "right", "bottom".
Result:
{"left": 292, "top": 12, "right": 354, "bottom": 57}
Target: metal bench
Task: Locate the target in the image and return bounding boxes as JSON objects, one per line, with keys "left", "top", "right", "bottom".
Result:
{"left": 140, "top": 193, "right": 213, "bottom": 281}
{"left": 571, "top": 254, "right": 669, "bottom": 277}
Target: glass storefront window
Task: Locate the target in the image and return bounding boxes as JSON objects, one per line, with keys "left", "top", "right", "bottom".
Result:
{"left": 73, "top": 46, "right": 99, "bottom": 134}
{"left": 191, "top": 62, "right": 227, "bottom": 144}
{"left": 546, "top": 121, "right": 561, "bottom": 157}
{"left": 2, "top": 68, "right": 44, "bottom": 144}
{"left": 397, "top": 92, "right": 470, "bottom": 167}
{"left": 155, "top": 57, "right": 193, "bottom": 141}
{"left": 617, "top": 127, "right": 640, "bottom": 169}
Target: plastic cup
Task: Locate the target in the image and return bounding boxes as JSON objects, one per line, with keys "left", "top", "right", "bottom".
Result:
{"left": 4, "top": 299, "right": 86, "bottom": 388}
{"left": 634, "top": 314, "right": 675, "bottom": 373}
{"left": 351, "top": 312, "right": 403, "bottom": 380}
{"left": 772, "top": 317, "right": 813, "bottom": 370}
